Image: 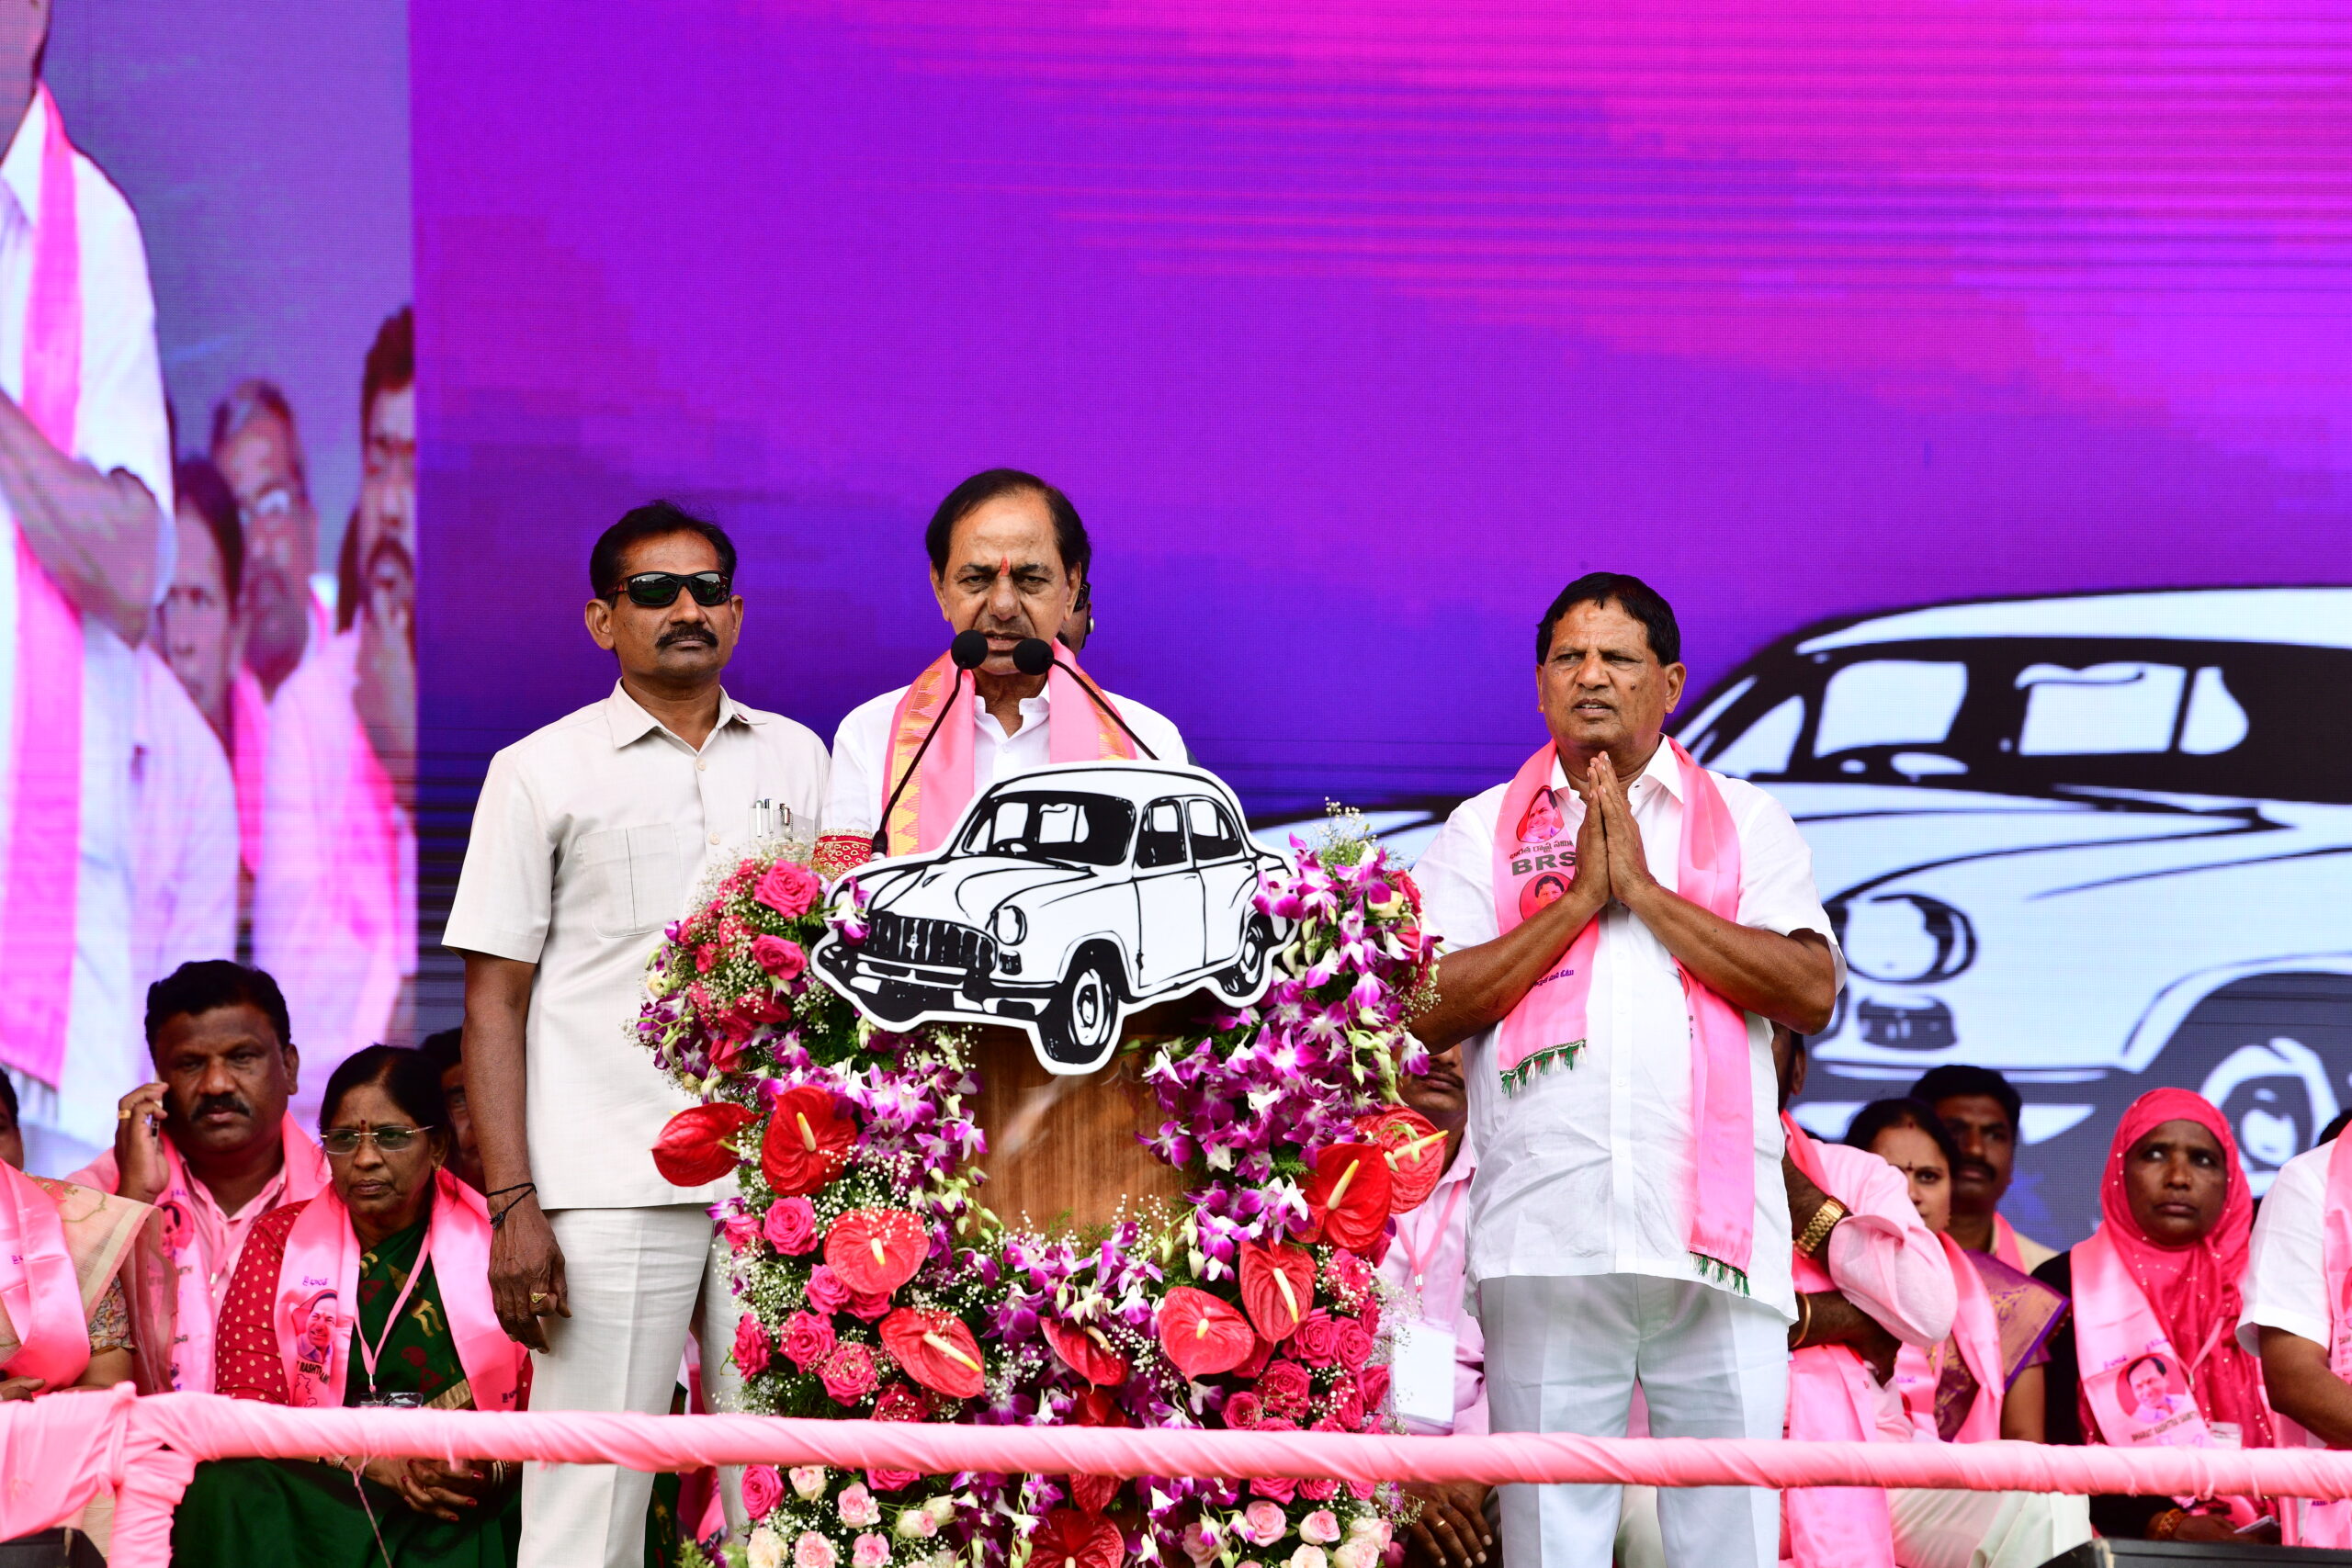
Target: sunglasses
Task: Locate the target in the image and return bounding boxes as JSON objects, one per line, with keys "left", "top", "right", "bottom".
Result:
{"left": 321, "top": 1124, "right": 435, "bottom": 1157}
{"left": 616, "top": 570, "right": 732, "bottom": 608}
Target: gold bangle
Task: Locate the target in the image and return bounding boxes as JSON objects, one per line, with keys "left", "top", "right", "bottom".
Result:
{"left": 1796, "top": 1199, "right": 1848, "bottom": 1258}
{"left": 2147, "top": 1507, "right": 2188, "bottom": 1541}
{"left": 1789, "top": 1294, "right": 1812, "bottom": 1351}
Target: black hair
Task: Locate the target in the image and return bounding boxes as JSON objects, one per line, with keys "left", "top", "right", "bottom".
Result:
{"left": 2323, "top": 1108, "right": 2352, "bottom": 1146}
{"left": 1844, "top": 1097, "right": 1964, "bottom": 1176}
{"left": 1906, "top": 1065, "right": 2023, "bottom": 1133}
{"left": 589, "top": 501, "right": 738, "bottom": 598}
{"left": 417, "top": 1027, "right": 463, "bottom": 1077}
{"left": 0, "top": 1069, "right": 17, "bottom": 1127}
{"left": 2125, "top": 1353, "right": 2169, "bottom": 1380}
{"left": 172, "top": 457, "right": 244, "bottom": 604}
{"left": 209, "top": 378, "right": 306, "bottom": 486}
{"left": 1535, "top": 571, "right": 1680, "bottom": 666}
{"left": 922, "top": 468, "right": 1091, "bottom": 583}
{"left": 362, "top": 305, "right": 413, "bottom": 430}
{"left": 320, "top": 1044, "right": 448, "bottom": 1134}
{"left": 144, "top": 960, "right": 292, "bottom": 1055}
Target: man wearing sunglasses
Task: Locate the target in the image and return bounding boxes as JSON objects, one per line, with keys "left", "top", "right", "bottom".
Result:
{"left": 446, "top": 499, "right": 828, "bottom": 1568}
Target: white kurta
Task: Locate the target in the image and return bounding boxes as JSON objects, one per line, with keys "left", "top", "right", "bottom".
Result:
{"left": 822, "top": 680, "right": 1185, "bottom": 843}
{"left": 1413, "top": 742, "right": 1844, "bottom": 1320}
{"left": 0, "top": 95, "right": 174, "bottom": 1150}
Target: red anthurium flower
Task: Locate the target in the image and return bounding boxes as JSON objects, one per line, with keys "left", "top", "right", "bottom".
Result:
{"left": 651, "top": 1103, "right": 756, "bottom": 1187}
{"left": 1063, "top": 1388, "right": 1131, "bottom": 1515}
{"left": 1044, "top": 1320, "right": 1130, "bottom": 1387}
{"left": 1302, "top": 1142, "right": 1393, "bottom": 1251}
{"left": 1238, "top": 1240, "right": 1317, "bottom": 1343}
{"left": 759, "top": 1085, "right": 854, "bottom": 1197}
{"left": 1354, "top": 1107, "right": 1448, "bottom": 1213}
{"left": 826, "top": 1208, "right": 930, "bottom": 1297}
{"left": 878, "top": 1307, "right": 986, "bottom": 1400}
{"left": 1031, "top": 1507, "right": 1124, "bottom": 1568}
{"left": 1156, "top": 1287, "right": 1257, "bottom": 1380}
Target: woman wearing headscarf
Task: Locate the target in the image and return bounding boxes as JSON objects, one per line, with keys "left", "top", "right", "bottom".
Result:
{"left": 171, "top": 1045, "right": 527, "bottom": 1568}
{"left": 2032, "top": 1088, "right": 2279, "bottom": 1545}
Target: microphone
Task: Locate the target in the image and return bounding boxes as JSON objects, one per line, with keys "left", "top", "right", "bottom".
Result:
{"left": 1012, "top": 637, "right": 1159, "bottom": 761}
{"left": 870, "top": 630, "right": 989, "bottom": 855}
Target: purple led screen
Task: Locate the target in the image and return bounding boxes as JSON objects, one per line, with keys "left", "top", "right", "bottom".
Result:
{"left": 416, "top": 0, "right": 2352, "bottom": 1241}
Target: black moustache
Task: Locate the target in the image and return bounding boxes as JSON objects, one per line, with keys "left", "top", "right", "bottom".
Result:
{"left": 192, "top": 1095, "right": 251, "bottom": 1120}
{"left": 659, "top": 629, "right": 716, "bottom": 648}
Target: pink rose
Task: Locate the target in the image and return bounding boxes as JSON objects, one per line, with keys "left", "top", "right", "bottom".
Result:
{"left": 1327, "top": 1251, "right": 1372, "bottom": 1295}
{"left": 1335, "top": 1320, "right": 1374, "bottom": 1372}
{"left": 868, "top": 1467, "right": 922, "bottom": 1492}
{"left": 1333, "top": 1384, "right": 1366, "bottom": 1429}
{"left": 1233, "top": 1334, "right": 1275, "bottom": 1381}
{"left": 721, "top": 1206, "right": 763, "bottom": 1254}
{"left": 1299, "top": 1478, "right": 1340, "bottom": 1502}
{"left": 734, "top": 1313, "right": 774, "bottom": 1377}
{"left": 1251, "top": 1474, "right": 1297, "bottom": 1504}
{"left": 1292, "top": 1311, "right": 1342, "bottom": 1367}
{"left": 846, "top": 1286, "right": 895, "bottom": 1323}
{"left": 1257, "top": 1416, "right": 1298, "bottom": 1432}
{"left": 873, "top": 1382, "right": 932, "bottom": 1423}
{"left": 852, "top": 1533, "right": 892, "bottom": 1568}
{"left": 765, "top": 1197, "right": 819, "bottom": 1255}
{"left": 695, "top": 943, "right": 719, "bottom": 974}
{"left": 837, "top": 1482, "right": 881, "bottom": 1528}
{"left": 1347, "top": 1476, "right": 1376, "bottom": 1501}
{"left": 821, "top": 1342, "right": 880, "bottom": 1404}
{"left": 753, "top": 934, "right": 809, "bottom": 982}
{"left": 1223, "top": 1392, "right": 1265, "bottom": 1430}
{"left": 1181, "top": 1523, "right": 1218, "bottom": 1564}
{"left": 741, "top": 1463, "right": 784, "bottom": 1518}
{"left": 806, "top": 1264, "right": 852, "bottom": 1314}
{"left": 1356, "top": 1366, "right": 1390, "bottom": 1414}
{"left": 795, "top": 1532, "right": 838, "bottom": 1568}
{"left": 1258, "top": 1359, "right": 1312, "bottom": 1418}
{"left": 1301, "top": 1509, "right": 1341, "bottom": 1545}
{"left": 782, "top": 1311, "right": 838, "bottom": 1371}
{"left": 1242, "top": 1501, "right": 1289, "bottom": 1547}
{"left": 1357, "top": 1296, "right": 1380, "bottom": 1340}
{"left": 756, "top": 861, "right": 823, "bottom": 919}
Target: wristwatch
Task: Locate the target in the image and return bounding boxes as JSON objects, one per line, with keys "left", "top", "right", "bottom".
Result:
{"left": 1795, "top": 1198, "right": 1848, "bottom": 1258}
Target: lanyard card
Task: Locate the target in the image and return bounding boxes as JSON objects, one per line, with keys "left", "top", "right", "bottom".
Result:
{"left": 2083, "top": 1337, "right": 2212, "bottom": 1450}
{"left": 1390, "top": 1317, "right": 1459, "bottom": 1435}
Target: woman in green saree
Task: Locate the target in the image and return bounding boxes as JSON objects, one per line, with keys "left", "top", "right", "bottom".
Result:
{"left": 173, "top": 1045, "right": 529, "bottom": 1567}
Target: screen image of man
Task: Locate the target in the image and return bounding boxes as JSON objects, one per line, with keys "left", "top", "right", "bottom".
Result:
{"left": 1408, "top": 572, "right": 1843, "bottom": 1568}
{"left": 447, "top": 501, "right": 828, "bottom": 1568}
{"left": 0, "top": 0, "right": 175, "bottom": 1168}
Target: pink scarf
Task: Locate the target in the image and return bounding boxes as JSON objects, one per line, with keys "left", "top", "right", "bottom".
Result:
{"left": 1990, "top": 1214, "right": 2029, "bottom": 1272}
{"left": 0, "top": 85, "right": 85, "bottom": 1088}
{"left": 1780, "top": 1114, "right": 1894, "bottom": 1568}
{"left": 0, "top": 1160, "right": 87, "bottom": 1389}
{"left": 1489, "top": 739, "right": 1753, "bottom": 1283}
{"left": 72, "top": 1113, "right": 328, "bottom": 1392}
{"left": 878, "top": 649, "right": 1136, "bottom": 858}
{"left": 276, "top": 1169, "right": 519, "bottom": 1414}
{"left": 1894, "top": 1232, "right": 2006, "bottom": 1443}
{"left": 2070, "top": 1089, "right": 2274, "bottom": 1478}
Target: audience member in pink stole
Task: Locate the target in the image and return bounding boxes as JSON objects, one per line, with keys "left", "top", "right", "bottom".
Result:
{"left": 69, "top": 961, "right": 327, "bottom": 1393}
{"left": 0, "top": 1073, "right": 153, "bottom": 1400}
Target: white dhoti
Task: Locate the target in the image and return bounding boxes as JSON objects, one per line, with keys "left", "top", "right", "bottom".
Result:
{"left": 1484, "top": 1273, "right": 1789, "bottom": 1568}
{"left": 520, "top": 1204, "right": 749, "bottom": 1568}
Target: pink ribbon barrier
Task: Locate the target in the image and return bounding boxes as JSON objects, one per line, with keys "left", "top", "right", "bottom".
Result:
{"left": 13, "top": 1392, "right": 2352, "bottom": 1565}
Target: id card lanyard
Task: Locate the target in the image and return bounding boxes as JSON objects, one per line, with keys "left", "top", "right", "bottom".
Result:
{"left": 354, "top": 1219, "right": 431, "bottom": 1403}
{"left": 1397, "top": 1181, "right": 1468, "bottom": 1312}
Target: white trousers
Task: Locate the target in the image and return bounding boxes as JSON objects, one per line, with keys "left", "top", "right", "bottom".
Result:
{"left": 1618, "top": 1484, "right": 2091, "bottom": 1568}
{"left": 1483, "top": 1273, "right": 1789, "bottom": 1568}
{"left": 520, "top": 1204, "right": 749, "bottom": 1568}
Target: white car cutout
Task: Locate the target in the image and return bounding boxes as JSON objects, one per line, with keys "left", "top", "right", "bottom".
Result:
{"left": 813, "top": 762, "right": 1291, "bottom": 1074}
{"left": 1674, "top": 587, "right": 2352, "bottom": 1216}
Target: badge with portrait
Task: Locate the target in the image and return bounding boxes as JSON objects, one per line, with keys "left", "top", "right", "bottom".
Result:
{"left": 2082, "top": 1338, "right": 2212, "bottom": 1450}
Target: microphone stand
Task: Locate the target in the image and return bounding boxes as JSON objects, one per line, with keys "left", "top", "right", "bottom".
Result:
{"left": 870, "top": 631, "right": 989, "bottom": 855}
{"left": 1012, "top": 638, "right": 1160, "bottom": 761}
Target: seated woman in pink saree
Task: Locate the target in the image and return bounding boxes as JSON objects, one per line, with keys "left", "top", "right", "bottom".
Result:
{"left": 0, "top": 1075, "right": 157, "bottom": 1401}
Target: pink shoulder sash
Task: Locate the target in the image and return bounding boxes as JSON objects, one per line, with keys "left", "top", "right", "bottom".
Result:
{"left": 0, "top": 1160, "right": 87, "bottom": 1388}
{"left": 276, "top": 1170, "right": 520, "bottom": 1413}
{"left": 0, "top": 85, "right": 85, "bottom": 1088}
{"left": 2071, "top": 1227, "right": 2218, "bottom": 1450}
{"left": 1490, "top": 739, "right": 1753, "bottom": 1284}
{"left": 1894, "top": 1232, "right": 2005, "bottom": 1443}
{"left": 879, "top": 649, "right": 1136, "bottom": 859}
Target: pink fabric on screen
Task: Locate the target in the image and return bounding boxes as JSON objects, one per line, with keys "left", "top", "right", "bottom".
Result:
{"left": 1487, "top": 738, "right": 1753, "bottom": 1280}
{"left": 69, "top": 1114, "right": 329, "bottom": 1393}
{"left": 0, "top": 84, "right": 84, "bottom": 1087}
{"left": 0, "top": 1158, "right": 88, "bottom": 1388}
{"left": 269, "top": 1172, "right": 521, "bottom": 1414}
{"left": 230, "top": 667, "right": 266, "bottom": 875}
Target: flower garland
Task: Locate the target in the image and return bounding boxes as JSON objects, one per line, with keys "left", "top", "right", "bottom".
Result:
{"left": 639, "top": 815, "right": 1442, "bottom": 1568}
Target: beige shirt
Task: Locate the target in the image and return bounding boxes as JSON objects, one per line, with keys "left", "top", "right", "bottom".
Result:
{"left": 444, "top": 683, "right": 830, "bottom": 1209}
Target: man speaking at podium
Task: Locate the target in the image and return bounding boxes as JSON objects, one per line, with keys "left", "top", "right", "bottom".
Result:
{"left": 817, "top": 468, "right": 1185, "bottom": 876}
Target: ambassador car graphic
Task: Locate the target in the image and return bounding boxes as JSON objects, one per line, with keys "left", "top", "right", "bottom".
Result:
{"left": 814, "top": 762, "right": 1290, "bottom": 1073}
{"left": 1672, "top": 587, "right": 2352, "bottom": 1199}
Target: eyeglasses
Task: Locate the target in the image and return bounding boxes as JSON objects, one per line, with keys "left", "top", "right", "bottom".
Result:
{"left": 616, "top": 571, "right": 731, "bottom": 608}
{"left": 321, "top": 1125, "right": 434, "bottom": 1157}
